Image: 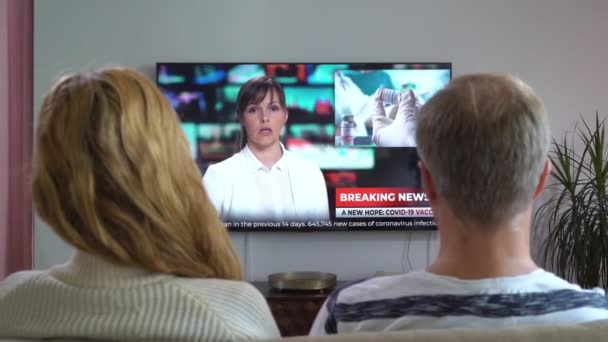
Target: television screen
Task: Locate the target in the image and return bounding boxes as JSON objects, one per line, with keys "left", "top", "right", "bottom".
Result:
{"left": 157, "top": 63, "right": 452, "bottom": 231}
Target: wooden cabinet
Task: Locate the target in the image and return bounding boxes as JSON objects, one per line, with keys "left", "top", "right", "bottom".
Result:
{"left": 251, "top": 282, "right": 341, "bottom": 337}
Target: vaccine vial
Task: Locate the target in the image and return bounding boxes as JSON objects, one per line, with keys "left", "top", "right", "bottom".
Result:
{"left": 378, "top": 88, "right": 402, "bottom": 105}
{"left": 340, "top": 114, "right": 355, "bottom": 145}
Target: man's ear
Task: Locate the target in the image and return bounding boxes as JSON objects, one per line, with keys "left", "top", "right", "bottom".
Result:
{"left": 418, "top": 160, "right": 437, "bottom": 201}
{"left": 533, "top": 159, "right": 551, "bottom": 200}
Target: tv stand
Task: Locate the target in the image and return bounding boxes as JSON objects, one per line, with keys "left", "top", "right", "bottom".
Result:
{"left": 251, "top": 281, "right": 345, "bottom": 337}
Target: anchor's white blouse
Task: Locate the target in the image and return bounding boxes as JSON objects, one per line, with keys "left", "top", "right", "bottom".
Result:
{"left": 203, "top": 144, "right": 329, "bottom": 222}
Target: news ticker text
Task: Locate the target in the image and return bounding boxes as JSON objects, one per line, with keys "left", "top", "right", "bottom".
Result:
{"left": 224, "top": 218, "right": 436, "bottom": 230}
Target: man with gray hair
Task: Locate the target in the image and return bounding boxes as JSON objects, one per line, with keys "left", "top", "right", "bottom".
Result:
{"left": 310, "top": 73, "right": 608, "bottom": 336}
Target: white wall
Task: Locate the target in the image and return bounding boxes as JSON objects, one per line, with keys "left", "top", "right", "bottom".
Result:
{"left": 34, "top": 0, "right": 608, "bottom": 280}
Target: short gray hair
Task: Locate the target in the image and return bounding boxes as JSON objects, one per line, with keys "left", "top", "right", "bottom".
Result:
{"left": 415, "top": 73, "right": 550, "bottom": 225}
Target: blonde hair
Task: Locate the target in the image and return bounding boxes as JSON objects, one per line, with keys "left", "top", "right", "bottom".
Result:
{"left": 33, "top": 67, "right": 242, "bottom": 279}
{"left": 415, "top": 73, "right": 550, "bottom": 225}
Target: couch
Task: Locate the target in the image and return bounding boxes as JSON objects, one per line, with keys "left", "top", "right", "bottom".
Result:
{"left": 263, "top": 319, "right": 608, "bottom": 342}
{"left": 1, "top": 319, "right": 606, "bottom": 342}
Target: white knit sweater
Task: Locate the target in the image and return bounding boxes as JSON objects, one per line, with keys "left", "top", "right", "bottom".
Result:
{"left": 0, "top": 251, "right": 280, "bottom": 341}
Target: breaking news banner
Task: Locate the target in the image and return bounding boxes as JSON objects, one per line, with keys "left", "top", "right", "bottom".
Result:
{"left": 335, "top": 187, "right": 432, "bottom": 218}
{"left": 220, "top": 187, "right": 437, "bottom": 231}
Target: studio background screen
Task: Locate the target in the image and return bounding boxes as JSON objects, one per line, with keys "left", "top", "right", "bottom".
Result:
{"left": 156, "top": 63, "right": 452, "bottom": 231}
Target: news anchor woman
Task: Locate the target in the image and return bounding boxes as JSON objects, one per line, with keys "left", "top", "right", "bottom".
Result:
{"left": 203, "top": 76, "right": 329, "bottom": 222}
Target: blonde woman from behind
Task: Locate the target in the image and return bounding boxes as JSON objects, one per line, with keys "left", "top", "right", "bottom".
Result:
{"left": 0, "top": 67, "right": 280, "bottom": 341}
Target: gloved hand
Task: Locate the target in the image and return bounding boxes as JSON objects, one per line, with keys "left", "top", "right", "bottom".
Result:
{"left": 335, "top": 72, "right": 375, "bottom": 137}
{"left": 371, "top": 89, "right": 421, "bottom": 147}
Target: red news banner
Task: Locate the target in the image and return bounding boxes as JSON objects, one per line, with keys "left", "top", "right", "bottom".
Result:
{"left": 335, "top": 187, "right": 433, "bottom": 218}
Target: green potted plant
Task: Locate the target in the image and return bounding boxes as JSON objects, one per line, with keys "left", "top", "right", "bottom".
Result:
{"left": 534, "top": 113, "right": 608, "bottom": 290}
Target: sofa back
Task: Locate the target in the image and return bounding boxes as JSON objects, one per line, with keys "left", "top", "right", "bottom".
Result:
{"left": 263, "top": 319, "right": 608, "bottom": 342}
{"left": 2, "top": 319, "right": 607, "bottom": 342}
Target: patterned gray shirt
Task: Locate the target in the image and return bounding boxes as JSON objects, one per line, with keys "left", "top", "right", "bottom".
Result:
{"left": 310, "top": 269, "right": 608, "bottom": 335}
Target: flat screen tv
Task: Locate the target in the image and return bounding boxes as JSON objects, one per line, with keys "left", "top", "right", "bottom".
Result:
{"left": 156, "top": 63, "right": 452, "bottom": 231}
